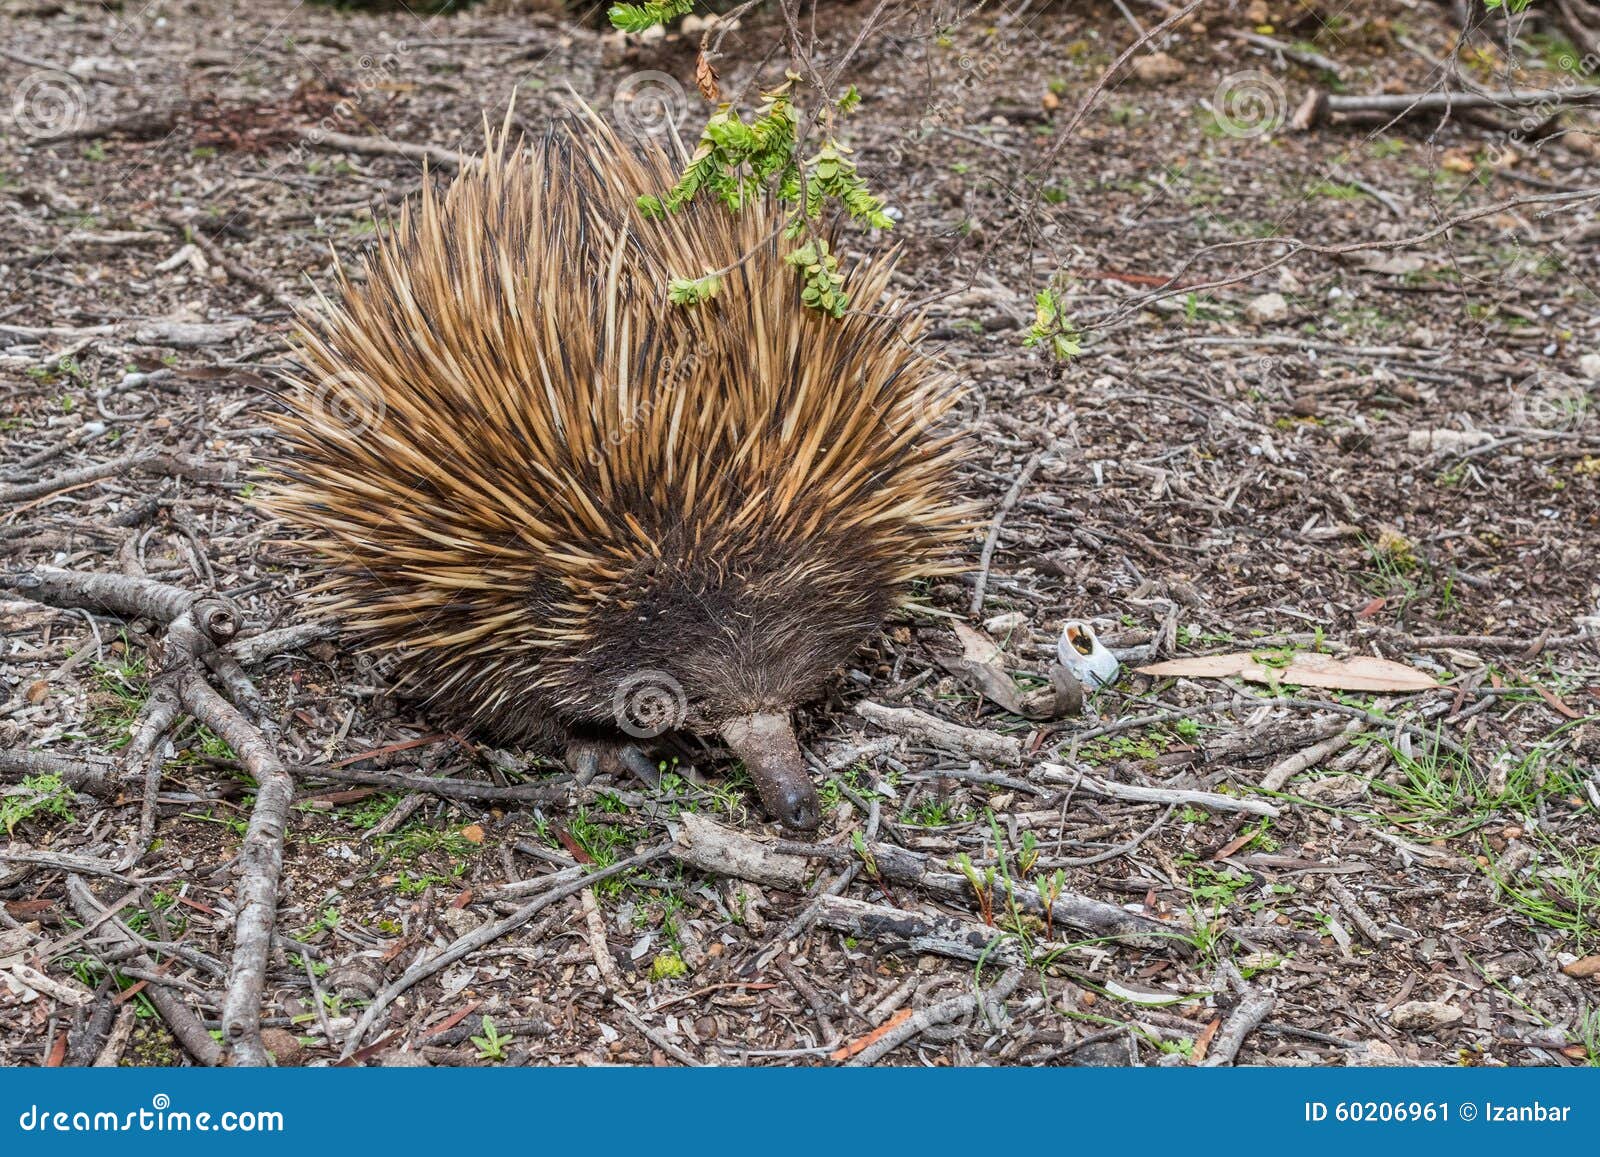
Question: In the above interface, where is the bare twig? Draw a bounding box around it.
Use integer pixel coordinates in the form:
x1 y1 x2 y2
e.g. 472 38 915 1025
64 876 224 1066
340 846 668 1059
1200 992 1275 1066
178 674 293 1066
845 966 1024 1065
970 451 1042 616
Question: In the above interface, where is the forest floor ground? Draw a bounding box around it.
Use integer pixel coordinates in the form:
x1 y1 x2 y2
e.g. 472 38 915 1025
1 0 1598 1067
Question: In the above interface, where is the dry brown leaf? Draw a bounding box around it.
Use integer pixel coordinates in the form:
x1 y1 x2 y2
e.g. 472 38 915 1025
938 622 1068 719
1139 651 1437 692
695 51 720 103
953 621 1003 665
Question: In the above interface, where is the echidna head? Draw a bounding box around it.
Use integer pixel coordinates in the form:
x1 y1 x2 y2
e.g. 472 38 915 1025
587 548 898 831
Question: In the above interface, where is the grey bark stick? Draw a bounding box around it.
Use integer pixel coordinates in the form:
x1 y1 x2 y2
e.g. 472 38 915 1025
1200 993 1275 1066
1040 764 1280 817
846 965 1024 1065
177 673 293 1066
294 126 464 169
340 846 668 1059
64 875 224 1067
0 750 117 794
3 565 195 624
854 700 1023 765
672 813 1179 948
1259 719 1366 791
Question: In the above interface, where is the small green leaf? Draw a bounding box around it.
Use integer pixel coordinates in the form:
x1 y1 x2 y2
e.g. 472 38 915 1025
667 271 723 307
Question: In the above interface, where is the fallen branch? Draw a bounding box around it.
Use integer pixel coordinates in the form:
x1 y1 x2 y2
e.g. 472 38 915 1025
0 452 236 505
853 700 1022 765
815 893 1035 966
2 565 195 623
0 750 117 795
1259 719 1365 792
1040 765 1281 818
844 966 1024 1065
1199 992 1275 1066
64 876 223 1066
294 126 464 170
287 762 572 804
1233 30 1344 78
1293 86 1600 131
177 674 292 1066
226 622 337 666
970 451 1042 616
671 813 1179 948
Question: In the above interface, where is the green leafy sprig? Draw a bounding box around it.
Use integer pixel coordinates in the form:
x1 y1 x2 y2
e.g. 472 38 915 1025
639 74 894 316
607 0 694 34
666 272 722 306
786 237 848 318
1023 285 1082 362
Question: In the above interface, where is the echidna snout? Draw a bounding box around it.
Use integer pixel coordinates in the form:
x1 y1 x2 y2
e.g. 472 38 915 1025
719 713 821 831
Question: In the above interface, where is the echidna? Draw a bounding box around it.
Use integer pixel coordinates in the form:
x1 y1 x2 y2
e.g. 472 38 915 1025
269 110 971 830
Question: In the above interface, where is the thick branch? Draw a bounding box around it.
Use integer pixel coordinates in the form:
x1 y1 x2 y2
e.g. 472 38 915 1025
176 673 293 1066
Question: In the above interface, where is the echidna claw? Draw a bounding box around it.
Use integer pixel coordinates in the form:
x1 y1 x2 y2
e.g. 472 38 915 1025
616 744 663 788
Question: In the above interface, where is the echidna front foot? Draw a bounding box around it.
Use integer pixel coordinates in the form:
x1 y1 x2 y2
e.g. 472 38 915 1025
564 736 665 790
718 712 822 832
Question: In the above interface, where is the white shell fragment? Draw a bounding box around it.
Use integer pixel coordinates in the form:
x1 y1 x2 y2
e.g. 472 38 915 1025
1056 621 1121 689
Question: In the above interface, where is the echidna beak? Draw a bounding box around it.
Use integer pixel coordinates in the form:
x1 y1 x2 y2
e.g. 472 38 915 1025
718 712 822 832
